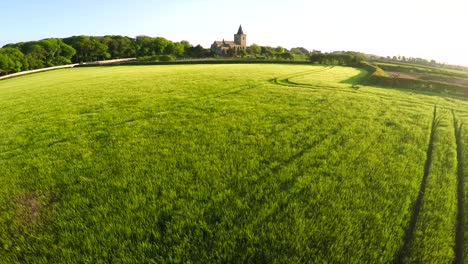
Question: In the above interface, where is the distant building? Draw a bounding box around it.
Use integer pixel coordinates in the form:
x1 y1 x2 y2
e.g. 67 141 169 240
211 25 247 55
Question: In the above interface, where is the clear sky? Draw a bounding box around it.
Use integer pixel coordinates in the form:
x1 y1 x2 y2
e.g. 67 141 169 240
2 0 468 66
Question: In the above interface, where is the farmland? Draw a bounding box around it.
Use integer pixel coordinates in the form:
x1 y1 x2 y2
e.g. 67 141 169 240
0 64 467 263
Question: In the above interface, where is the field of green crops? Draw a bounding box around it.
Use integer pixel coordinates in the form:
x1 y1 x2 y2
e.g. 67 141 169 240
0 64 467 263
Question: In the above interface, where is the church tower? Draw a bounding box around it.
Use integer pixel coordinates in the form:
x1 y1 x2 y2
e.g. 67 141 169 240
234 25 247 48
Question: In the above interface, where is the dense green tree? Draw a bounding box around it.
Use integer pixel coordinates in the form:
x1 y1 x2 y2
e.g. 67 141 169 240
0 48 26 73
309 52 365 66
20 43 46 69
63 36 109 62
290 47 309 56
247 44 261 55
152 37 170 55
101 36 136 59
135 36 173 57
6 39 76 69
280 52 294 60
165 42 185 57
185 45 209 58
0 53 15 74
38 39 76 66
261 46 275 58
275 46 285 53
135 36 154 57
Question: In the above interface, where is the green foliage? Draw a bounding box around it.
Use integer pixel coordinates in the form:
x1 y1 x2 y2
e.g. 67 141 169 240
137 55 175 62
279 52 294 60
0 65 466 263
0 35 197 75
247 44 261 55
135 36 181 58
63 36 110 62
0 53 15 74
309 51 365 66
0 48 25 74
101 35 137 59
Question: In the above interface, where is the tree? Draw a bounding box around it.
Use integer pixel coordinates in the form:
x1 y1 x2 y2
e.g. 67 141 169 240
261 46 275 58
275 46 285 53
280 52 294 60
135 36 154 57
290 47 309 56
0 48 26 73
0 53 15 74
152 37 170 55
165 42 185 57
63 36 109 62
20 43 46 69
247 44 261 55
240 49 247 58
186 45 209 58
101 36 136 59
38 39 76 66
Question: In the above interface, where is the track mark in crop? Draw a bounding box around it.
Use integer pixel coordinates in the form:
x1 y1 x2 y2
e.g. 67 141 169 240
453 111 464 264
394 105 439 264
212 83 264 98
269 66 334 87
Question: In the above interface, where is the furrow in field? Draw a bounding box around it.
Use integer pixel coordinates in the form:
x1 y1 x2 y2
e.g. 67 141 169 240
462 112 468 263
270 66 335 84
400 107 458 263
453 111 464 264
395 105 438 263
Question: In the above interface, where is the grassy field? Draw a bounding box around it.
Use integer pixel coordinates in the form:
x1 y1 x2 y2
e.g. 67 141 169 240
0 64 467 263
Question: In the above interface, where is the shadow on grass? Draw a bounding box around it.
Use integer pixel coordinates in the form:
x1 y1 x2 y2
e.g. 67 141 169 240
340 69 369 85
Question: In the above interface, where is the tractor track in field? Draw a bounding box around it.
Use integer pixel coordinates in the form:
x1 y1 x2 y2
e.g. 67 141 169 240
111 67 336 129
269 66 336 89
260 101 336 174
269 66 335 85
453 111 465 264
394 105 439 264
270 67 468 116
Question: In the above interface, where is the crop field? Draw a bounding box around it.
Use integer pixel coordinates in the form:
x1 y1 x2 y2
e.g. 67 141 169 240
374 61 468 87
0 64 467 263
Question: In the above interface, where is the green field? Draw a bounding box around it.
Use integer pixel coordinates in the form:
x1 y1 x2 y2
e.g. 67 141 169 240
0 64 467 263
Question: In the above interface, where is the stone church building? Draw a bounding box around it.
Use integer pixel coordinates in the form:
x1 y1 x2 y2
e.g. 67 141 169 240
211 25 247 55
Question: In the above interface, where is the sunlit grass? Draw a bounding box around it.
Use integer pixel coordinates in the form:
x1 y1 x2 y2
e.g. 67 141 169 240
0 64 466 263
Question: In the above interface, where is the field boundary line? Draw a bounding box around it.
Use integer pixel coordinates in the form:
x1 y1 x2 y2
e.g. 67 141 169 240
0 64 79 80
0 58 135 81
394 105 439 263
453 111 465 264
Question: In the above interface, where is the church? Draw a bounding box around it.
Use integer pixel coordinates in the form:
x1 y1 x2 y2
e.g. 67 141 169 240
211 25 247 55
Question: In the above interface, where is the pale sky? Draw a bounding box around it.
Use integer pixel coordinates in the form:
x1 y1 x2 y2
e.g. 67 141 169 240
2 0 468 65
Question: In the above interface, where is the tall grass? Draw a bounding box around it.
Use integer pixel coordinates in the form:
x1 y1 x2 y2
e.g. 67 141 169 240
0 65 465 263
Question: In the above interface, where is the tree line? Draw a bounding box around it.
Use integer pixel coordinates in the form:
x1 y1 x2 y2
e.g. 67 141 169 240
0 35 205 75
0 34 375 75
308 51 368 66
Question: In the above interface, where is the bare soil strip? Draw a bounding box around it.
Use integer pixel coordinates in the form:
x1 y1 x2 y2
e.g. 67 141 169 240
394 105 438 264
453 111 464 264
